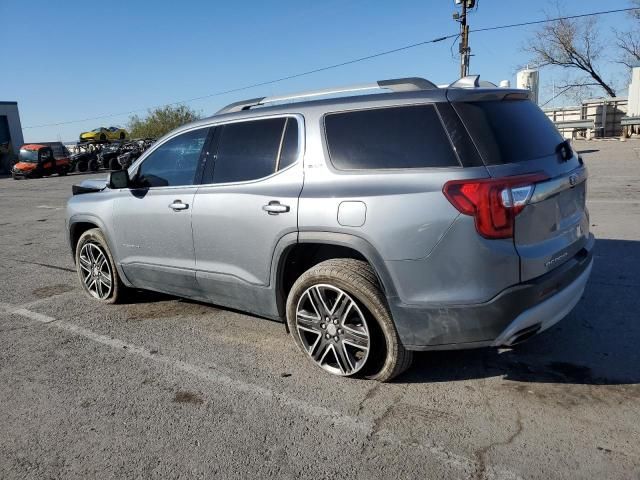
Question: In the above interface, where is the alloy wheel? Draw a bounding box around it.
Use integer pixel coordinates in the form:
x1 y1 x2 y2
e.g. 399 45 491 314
78 242 113 299
295 284 370 376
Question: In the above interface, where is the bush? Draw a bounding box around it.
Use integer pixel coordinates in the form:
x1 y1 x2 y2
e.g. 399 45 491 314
128 105 201 139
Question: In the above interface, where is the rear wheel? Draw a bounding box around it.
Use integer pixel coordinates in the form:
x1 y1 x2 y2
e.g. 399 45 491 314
99 133 106 141
75 228 127 303
286 259 413 382
88 159 99 171
77 160 88 172
119 132 125 140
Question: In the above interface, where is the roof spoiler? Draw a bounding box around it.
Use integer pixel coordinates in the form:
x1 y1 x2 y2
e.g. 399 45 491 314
449 75 498 88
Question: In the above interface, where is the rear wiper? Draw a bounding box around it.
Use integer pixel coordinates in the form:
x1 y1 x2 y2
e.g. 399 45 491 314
555 140 573 162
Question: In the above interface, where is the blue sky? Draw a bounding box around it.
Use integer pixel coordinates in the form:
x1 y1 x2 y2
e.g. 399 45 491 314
1 0 635 142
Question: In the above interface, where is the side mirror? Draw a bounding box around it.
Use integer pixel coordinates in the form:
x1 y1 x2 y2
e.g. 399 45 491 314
109 169 130 189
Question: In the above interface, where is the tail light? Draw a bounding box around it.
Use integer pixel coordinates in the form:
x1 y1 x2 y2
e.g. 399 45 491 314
443 173 548 239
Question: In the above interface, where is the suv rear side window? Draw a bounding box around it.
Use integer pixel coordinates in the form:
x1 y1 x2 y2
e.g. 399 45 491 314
212 118 286 183
324 105 459 170
454 100 564 165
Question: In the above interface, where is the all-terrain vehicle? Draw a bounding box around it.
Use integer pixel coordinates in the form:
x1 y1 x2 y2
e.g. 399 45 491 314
116 138 155 169
12 143 71 179
70 144 104 172
97 141 125 170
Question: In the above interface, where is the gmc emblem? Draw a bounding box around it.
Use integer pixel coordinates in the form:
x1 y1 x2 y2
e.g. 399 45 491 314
569 174 578 186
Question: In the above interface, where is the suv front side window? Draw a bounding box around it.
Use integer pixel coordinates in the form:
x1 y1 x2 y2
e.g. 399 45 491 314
135 128 209 188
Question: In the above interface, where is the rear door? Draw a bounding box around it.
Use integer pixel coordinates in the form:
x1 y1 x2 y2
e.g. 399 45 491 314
192 116 303 311
453 96 591 281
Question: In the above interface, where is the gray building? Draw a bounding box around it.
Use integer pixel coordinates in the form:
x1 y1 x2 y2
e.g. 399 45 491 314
0 101 25 173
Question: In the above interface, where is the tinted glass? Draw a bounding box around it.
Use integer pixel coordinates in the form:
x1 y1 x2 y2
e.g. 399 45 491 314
278 118 299 170
454 100 564 165
19 149 39 163
324 105 459 170
213 118 285 183
136 128 208 187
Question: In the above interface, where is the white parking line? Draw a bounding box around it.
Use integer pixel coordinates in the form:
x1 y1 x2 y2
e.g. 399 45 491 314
0 301 521 480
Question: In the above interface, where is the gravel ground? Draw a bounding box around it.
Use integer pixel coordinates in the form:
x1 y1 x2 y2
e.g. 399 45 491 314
1 138 639 479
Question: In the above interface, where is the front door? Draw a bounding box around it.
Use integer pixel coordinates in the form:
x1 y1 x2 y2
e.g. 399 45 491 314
39 148 55 174
192 116 303 313
112 127 210 296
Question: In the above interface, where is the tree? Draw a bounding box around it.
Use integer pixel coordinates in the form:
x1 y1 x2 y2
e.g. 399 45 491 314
524 12 617 98
128 105 200 139
614 0 640 69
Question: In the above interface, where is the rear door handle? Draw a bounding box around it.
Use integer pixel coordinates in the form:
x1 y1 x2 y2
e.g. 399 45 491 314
169 200 189 211
262 201 290 215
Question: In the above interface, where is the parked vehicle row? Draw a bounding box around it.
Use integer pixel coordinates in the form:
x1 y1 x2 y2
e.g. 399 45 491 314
13 139 155 178
67 76 594 381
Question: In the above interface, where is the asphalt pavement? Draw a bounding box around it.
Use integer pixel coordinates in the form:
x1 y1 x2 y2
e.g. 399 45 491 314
1 138 639 479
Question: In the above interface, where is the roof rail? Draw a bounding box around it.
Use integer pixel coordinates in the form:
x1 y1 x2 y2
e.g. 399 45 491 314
449 75 497 89
215 77 438 115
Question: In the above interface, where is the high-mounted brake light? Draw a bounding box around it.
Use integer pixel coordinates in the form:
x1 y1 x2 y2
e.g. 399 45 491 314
443 173 548 239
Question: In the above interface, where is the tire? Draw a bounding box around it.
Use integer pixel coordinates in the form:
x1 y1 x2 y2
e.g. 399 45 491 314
286 258 413 382
109 157 121 170
77 160 88 173
88 159 99 172
100 133 107 141
58 167 68 176
75 228 128 303
119 132 125 140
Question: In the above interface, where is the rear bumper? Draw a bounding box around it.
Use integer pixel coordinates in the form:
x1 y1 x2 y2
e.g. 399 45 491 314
389 234 595 350
491 258 592 346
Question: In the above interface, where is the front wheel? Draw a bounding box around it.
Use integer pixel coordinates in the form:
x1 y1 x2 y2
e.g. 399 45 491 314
75 228 127 303
286 259 413 382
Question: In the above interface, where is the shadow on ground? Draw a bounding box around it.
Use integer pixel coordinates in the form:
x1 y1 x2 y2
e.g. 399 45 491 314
403 238 640 386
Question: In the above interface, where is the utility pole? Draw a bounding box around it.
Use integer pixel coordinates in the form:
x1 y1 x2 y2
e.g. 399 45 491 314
454 0 475 78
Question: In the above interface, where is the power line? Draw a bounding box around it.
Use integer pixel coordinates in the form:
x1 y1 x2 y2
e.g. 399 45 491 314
23 34 457 129
24 6 640 129
470 7 638 34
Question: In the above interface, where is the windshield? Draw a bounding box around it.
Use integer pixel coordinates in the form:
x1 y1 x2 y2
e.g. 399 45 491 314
92 128 103 132
19 149 39 163
454 99 564 164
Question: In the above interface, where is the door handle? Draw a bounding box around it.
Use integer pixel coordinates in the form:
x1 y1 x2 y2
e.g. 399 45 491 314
169 200 189 211
262 201 290 215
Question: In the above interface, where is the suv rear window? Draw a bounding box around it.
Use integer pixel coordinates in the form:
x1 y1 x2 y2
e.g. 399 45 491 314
324 105 459 170
454 100 564 165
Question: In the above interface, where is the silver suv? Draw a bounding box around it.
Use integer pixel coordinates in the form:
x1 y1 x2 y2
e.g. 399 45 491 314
66 76 594 381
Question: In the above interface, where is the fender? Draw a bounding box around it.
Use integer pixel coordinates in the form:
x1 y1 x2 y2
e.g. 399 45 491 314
68 214 134 287
268 231 399 319
297 231 398 298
